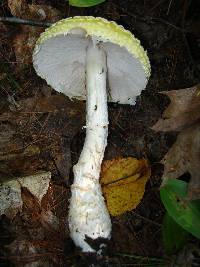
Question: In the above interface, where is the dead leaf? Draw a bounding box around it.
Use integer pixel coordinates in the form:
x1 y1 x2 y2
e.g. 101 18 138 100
8 0 61 65
100 157 151 216
8 0 61 21
0 94 85 137
13 26 43 65
152 84 200 200
8 0 29 18
161 123 200 200
0 95 84 179
2 180 67 267
19 94 85 115
0 123 15 149
172 244 200 267
21 186 60 231
21 186 41 214
152 84 200 132
0 172 51 218
53 144 71 183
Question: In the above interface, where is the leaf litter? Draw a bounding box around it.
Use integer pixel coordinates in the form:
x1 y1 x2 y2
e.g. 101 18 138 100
8 0 61 67
0 94 85 179
152 84 200 132
0 171 51 219
152 84 200 200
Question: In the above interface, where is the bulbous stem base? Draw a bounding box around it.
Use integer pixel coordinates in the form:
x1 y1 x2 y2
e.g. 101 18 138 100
68 41 111 252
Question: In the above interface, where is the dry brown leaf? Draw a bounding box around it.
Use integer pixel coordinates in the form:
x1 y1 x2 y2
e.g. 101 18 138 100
0 95 85 178
13 26 43 65
1 179 67 267
152 84 200 132
8 0 61 21
152 84 200 200
0 172 51 219
0 94 85 126
100 157 151 216
21 186 41 214
8 0 61 65
161 123 200 200
8 0 29 18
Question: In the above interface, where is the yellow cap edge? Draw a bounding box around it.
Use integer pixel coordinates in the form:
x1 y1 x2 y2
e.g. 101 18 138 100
34 16 151 78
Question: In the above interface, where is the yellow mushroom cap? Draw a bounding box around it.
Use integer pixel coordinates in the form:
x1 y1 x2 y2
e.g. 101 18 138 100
33 16 151 105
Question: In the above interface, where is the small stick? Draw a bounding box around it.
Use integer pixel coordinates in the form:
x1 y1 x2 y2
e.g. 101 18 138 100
0 16 52 27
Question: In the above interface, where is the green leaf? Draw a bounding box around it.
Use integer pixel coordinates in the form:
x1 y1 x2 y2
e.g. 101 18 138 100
68 0 106 7
160 179 200 239
162 212 188 254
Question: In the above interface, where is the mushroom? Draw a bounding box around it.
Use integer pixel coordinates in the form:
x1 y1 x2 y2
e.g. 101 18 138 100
33 16 151 252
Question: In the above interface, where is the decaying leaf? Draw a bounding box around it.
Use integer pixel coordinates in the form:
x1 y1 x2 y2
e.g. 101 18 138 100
161 124 200 200
8 0 61 21
8 0 61 66
0 171 51 218
152 84 200 200
171 244 200 267
100 157 151 216
152 84 200 132
13 26 43 65
8 0 29 18
0 123 15 150
0 95 85 179
1 181 67 267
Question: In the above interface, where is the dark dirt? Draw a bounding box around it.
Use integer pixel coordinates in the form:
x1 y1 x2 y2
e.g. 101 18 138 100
0 0 200 266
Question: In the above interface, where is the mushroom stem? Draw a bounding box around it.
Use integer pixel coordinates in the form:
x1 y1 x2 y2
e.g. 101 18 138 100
68 41 111 252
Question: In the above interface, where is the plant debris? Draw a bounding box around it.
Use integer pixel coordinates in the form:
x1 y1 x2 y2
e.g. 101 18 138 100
152 84 200 132
0 94 85 179
101 157 151 216
161 124 200 200
153 85 200 200
0 171 51 218
8 0 61 66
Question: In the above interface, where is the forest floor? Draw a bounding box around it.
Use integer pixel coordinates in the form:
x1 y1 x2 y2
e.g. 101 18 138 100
0 0 200 266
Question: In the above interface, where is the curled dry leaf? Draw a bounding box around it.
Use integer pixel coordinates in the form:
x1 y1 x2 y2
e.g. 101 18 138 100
152 84 200 200
152 84 200 132
100 157 151 216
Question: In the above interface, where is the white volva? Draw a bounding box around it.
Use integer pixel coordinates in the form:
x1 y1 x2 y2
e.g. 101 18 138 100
68 41 112 252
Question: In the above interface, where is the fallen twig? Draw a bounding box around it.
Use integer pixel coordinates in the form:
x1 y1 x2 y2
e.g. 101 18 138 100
0 16 52 27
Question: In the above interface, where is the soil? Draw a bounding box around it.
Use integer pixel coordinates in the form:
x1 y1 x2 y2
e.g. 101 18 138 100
0 0 200 266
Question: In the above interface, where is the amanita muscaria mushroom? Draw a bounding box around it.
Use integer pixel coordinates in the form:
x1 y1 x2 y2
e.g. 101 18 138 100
33 16 151 252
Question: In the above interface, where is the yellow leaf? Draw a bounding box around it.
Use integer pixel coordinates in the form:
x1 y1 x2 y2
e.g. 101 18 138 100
100 157 151 216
